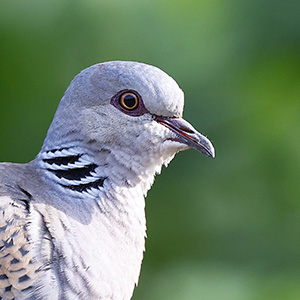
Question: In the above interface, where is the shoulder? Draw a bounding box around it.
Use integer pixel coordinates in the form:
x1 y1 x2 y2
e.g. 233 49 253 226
0 162 33 202
0 163 38 299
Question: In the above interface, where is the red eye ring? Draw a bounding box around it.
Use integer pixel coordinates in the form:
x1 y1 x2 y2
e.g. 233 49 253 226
119 92 139 110
110 89 148 117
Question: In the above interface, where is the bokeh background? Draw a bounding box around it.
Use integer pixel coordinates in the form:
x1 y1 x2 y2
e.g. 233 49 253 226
1 0 300 299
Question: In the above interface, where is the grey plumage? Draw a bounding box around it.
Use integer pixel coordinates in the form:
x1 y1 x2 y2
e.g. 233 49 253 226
0 61 214 300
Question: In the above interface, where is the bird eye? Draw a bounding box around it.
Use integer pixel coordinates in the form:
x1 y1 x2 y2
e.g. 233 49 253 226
110 89 148 117
119 92 139 110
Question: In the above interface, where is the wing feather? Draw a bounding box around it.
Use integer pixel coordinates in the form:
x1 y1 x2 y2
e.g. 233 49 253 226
0 196 39 300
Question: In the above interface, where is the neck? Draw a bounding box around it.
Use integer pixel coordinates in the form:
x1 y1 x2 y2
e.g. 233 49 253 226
34 144 162 298
37 138 166 199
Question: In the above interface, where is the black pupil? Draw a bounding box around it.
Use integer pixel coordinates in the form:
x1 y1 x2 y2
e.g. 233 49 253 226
123 94 137 108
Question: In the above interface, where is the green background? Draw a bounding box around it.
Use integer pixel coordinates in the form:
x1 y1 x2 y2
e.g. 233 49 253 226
1 0 300 299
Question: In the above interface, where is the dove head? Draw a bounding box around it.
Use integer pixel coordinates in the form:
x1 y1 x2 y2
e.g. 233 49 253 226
42 61 214 185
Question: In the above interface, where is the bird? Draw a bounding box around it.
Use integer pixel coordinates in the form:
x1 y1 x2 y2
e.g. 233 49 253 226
0 61 215 300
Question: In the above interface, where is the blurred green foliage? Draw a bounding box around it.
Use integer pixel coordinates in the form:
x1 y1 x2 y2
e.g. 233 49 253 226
1 0 300 299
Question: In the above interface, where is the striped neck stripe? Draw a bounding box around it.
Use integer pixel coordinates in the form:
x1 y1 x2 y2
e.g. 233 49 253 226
40 148 106 197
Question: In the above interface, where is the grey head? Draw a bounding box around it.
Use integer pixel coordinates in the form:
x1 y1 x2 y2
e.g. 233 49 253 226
42 61 214 164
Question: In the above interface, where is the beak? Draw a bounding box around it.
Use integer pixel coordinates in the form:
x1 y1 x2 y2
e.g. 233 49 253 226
155 116 215 158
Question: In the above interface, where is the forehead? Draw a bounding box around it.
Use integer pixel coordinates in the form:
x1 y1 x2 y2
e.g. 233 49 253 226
94 61 185 117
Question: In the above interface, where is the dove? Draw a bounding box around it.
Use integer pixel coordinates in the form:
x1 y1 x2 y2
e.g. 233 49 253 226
0 61 214 300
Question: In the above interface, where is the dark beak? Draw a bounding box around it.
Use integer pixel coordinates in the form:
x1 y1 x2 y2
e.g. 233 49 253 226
155 116 215 158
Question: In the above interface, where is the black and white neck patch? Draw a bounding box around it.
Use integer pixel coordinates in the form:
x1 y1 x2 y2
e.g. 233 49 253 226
39 148 106 197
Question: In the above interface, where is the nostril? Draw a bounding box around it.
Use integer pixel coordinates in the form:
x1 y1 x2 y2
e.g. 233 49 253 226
180 126 194 134
169 118 196 134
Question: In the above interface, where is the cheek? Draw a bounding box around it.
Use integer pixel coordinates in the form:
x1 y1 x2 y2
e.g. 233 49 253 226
135 121 187 158
138 122 168 147
81 107 130 144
